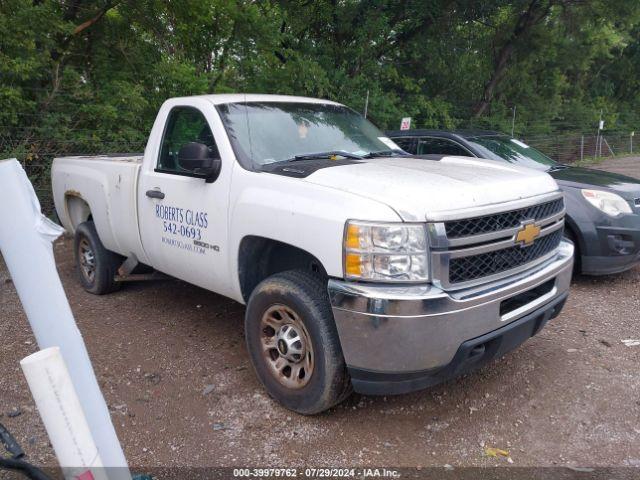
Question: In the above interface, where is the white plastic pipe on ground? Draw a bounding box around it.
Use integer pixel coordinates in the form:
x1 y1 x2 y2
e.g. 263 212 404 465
0 159 131 480
21 347 109 480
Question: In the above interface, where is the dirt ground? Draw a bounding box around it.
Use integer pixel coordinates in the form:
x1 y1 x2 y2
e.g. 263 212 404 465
1 157 640 472
585 155 640 178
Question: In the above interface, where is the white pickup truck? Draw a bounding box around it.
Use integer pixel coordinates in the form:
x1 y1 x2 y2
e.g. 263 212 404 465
52 94 573 414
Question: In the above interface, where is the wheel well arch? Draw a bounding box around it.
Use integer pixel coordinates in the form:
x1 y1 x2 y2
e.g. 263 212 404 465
563 216 581 254
563 216 582 272
238 236 328 302
65 193 92 232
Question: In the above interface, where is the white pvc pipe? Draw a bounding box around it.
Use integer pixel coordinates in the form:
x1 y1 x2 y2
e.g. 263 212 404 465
21 347 108 480
0 159 130 480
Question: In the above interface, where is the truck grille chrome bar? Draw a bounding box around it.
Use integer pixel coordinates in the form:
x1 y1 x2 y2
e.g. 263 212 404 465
445 198 564 239
429 194 566 290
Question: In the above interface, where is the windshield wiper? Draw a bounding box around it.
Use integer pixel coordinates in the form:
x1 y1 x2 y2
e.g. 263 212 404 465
547 164 571 172
290 150 363 162
362 149 410 158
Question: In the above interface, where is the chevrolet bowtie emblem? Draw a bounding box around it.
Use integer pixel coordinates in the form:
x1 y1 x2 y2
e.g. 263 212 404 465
515 222 541 247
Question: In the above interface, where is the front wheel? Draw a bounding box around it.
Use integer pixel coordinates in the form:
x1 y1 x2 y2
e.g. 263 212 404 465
74 221 122 295
245 270 352 414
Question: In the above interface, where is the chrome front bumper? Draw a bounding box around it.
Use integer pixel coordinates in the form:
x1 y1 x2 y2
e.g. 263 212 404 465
328 241 574 381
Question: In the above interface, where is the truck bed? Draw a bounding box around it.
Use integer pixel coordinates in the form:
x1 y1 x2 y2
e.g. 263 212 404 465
54 153 144 163
51 153 147 263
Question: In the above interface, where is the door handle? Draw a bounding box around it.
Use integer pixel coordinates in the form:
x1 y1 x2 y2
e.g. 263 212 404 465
146 189 165 199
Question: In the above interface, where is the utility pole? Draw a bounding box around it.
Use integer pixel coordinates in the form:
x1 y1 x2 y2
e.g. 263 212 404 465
580 135 584 162
631 131 634 154
511 106 516 137
363 90 369 119
595 109 603 158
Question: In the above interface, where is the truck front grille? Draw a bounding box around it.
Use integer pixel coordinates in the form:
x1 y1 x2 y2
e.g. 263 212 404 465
429 194 566 289
444 198 564 239
449 230 563 284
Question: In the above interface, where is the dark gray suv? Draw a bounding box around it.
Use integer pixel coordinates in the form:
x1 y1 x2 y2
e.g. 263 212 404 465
388 129 640 275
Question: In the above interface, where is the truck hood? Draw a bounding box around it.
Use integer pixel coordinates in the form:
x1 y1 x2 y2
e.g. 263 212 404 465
303 156 560 221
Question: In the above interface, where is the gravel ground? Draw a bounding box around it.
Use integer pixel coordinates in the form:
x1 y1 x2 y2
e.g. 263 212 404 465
584 155 640 178
1 157 640 473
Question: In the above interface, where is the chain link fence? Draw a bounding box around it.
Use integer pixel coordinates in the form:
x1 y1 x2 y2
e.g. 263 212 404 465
523 132 637 164
3 131 636 218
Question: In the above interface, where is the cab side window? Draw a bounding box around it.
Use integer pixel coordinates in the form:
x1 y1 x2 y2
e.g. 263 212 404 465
391 137 417 154
158 107 220 172
417 138 471 156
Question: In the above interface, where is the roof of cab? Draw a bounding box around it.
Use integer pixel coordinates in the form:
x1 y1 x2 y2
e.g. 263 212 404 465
387 129 504 139
168 93 342 106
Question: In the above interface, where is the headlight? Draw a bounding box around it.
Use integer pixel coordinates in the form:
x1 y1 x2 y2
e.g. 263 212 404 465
343 221 428 282
581 189 632 217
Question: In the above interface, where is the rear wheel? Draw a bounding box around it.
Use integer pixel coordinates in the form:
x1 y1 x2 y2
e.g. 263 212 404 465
245 270 352 414
74 221 122 295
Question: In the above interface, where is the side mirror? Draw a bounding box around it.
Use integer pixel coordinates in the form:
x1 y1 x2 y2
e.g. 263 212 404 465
177 142 221 183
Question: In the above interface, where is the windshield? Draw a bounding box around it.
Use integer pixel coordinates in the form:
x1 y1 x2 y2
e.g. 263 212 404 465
216 101 402 166
466 136 558 171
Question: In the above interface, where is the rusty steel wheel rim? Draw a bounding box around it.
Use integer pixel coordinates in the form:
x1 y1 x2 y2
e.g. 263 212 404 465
78 237 96 283
260 304 314 389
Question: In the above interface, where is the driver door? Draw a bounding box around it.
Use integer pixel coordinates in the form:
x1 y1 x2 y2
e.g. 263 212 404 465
137 104 230 291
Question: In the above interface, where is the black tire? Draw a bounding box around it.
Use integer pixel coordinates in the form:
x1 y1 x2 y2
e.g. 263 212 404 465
74 221 122 295
245 270 352 414
563 226 581 275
